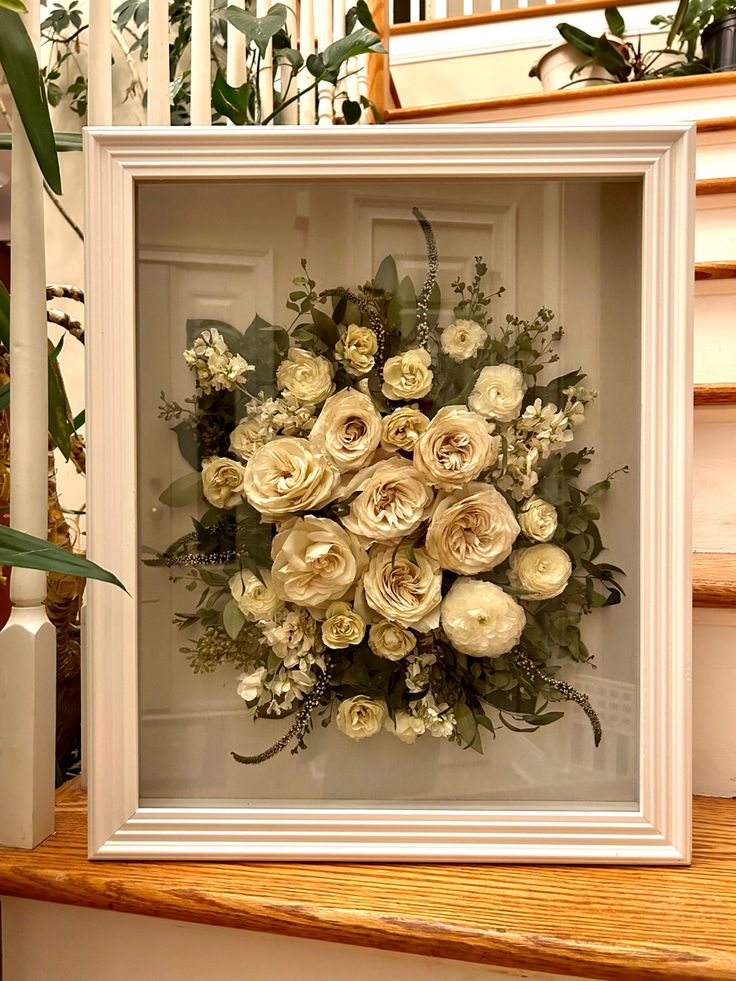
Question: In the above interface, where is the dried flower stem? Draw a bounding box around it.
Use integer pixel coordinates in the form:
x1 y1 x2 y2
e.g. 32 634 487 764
515 651 603 746
231 666 333 765
412 207 438 349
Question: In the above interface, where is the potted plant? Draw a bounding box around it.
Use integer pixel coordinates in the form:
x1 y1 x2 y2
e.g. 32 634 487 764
531 5 709 91
655 0 736 71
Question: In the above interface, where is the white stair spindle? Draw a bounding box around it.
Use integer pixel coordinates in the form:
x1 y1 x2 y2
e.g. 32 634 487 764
190 0 212 125
298 0 316 125
316 0 333 124
410 0 421 23
332 0 346 117
279 3 299 124
256 0 274 123
357 51 369 121
0 0 56 849
227 0 248 87
346 54 359 104
490 0 501 10
88 0 112 125
429 0 448 19
147 0 170 125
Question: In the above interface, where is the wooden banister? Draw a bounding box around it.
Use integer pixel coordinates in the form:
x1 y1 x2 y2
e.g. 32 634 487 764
369 0 391 121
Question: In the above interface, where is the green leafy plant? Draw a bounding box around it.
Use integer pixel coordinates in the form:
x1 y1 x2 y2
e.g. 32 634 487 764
652 0 736 60
556 5 711 84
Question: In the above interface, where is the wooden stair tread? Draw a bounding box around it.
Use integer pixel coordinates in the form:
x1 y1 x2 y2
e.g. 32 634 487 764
696 262 736 280
693 552 736 608
695 383 736 405
0 784 735 981
697 177 736 195
697 117 736 133
385 72 736 123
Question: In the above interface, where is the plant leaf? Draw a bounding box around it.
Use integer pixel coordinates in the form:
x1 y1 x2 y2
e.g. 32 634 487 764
223 3 289 57
321 27 386 72
604 6 626 37
0 525 126 590
557 22 597 56
211 69 251 125
159 471 204 507
374 255 399 295
223 598 246 640
0 0 27 11
0 9 62 193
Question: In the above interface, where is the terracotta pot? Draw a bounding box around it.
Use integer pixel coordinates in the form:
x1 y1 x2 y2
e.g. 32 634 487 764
530 42 616 91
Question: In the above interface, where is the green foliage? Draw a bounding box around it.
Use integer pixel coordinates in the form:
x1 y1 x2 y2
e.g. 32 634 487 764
0 8 62 192
0 525 125 589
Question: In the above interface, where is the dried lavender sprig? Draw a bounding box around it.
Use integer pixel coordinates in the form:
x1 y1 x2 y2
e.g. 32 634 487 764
514 652 603 746
412 207 439 350
231 666 333 765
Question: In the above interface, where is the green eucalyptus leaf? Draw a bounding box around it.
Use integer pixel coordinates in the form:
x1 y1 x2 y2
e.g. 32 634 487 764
0 9 61 193
159 471 204 508
223 598 246 640
374 254 399 295
0 525 126 590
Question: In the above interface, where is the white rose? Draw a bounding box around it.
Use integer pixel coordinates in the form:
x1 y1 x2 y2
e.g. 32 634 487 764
519 496 558 543
413 405 499 490
236 666 268 703
243 437 339 520
509 543 572 600
368 621 417 661
380 406 430 452
440 319 487 363
336 695 387 741
309 388 382 473
335 324 378 376
386 710 425 744
469 363 526 422
271 516 367 610
340 457 434 544
382 348 433 401
441 578 526 658
426 483 519 574
200 456 248 509
229 418 269 462
276 347 335 405
364 544 442 631
321 601 366 649
228 569 283 621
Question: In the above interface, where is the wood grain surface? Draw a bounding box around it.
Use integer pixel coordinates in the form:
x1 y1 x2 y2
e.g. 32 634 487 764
697 117 736 133
695 262 736 281
695 384 736 406
384 72 736 123
697 177 736 196
1 785 736 981
693 553 736 608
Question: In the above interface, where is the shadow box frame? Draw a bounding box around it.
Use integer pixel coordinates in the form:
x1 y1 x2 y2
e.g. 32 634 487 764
84 124 694 863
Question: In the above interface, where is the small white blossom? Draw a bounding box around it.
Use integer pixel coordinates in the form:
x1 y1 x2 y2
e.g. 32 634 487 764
183 328 254 395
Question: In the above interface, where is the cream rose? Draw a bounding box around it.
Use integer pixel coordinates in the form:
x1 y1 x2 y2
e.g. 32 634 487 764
368 621 417 661
242 437 339 520
426 483 520 574
413 406 499 490
386 710 425 744
309 388 382 473
276 347 335 405
229 418 269 462
441 578 525 658
336 695 388 741
469 363 526 422
321 601 366 649
335 324 378 376
440 319 487 363
201 456 248 509
380 406 430 452
519 496 558 543
364 544 442 630
382 348 433 401
509 543 572 600
340 458 434 544
271 516 366 610
228 569 283 621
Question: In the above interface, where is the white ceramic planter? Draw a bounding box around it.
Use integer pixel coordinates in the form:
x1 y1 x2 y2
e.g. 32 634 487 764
530 43 616 91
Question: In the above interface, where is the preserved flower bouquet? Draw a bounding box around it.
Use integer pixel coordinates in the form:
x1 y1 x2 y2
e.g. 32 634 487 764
151 209 625 762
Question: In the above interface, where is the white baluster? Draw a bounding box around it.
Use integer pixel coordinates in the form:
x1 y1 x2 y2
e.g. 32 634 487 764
516 0 529 6
462 0 473 15
410 0 421 23
298 0 316 125
332 0 346 121
428 0 448 19
227 0 248 87
190 0 212 125
316 0 333 125
88 0 112 125
278 3 299 124
257 0 274 123
357 52 369 121
490 0 501 10
147 0 170 125
346 55 359 104
0 0 56 849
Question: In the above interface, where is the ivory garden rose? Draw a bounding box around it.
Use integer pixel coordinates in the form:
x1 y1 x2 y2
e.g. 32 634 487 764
380 406 430 451
276 347 335 405
469 363 526 422
368 621 417 660
201 456 248 509
519 496 558 543
426 483 520 574
440 319 487 363
509 543 572 600
321 602 366 649
228 569 283 621
382 348 433 400
340 457 434 543
309 388 382 473
335 324 378 376
413 406 499 489
336 696 388 741
363 544 443 630
242 437 339 519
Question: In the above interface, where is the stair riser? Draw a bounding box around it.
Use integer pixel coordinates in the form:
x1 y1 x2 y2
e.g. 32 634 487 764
693 608 736 795
695 282 736 383
694 409 736 554
695 194 736 262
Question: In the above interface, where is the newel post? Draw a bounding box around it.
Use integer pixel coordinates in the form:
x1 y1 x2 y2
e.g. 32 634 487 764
0 0 57 848
368 0 390 120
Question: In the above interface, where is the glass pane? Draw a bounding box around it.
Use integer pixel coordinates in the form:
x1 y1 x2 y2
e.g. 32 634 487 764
136 177 641 808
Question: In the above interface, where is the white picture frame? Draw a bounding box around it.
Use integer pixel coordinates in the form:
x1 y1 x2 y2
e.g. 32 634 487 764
84 124 694 863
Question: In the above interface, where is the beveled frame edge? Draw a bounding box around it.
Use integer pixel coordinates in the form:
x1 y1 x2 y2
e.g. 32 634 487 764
84 124 694 862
